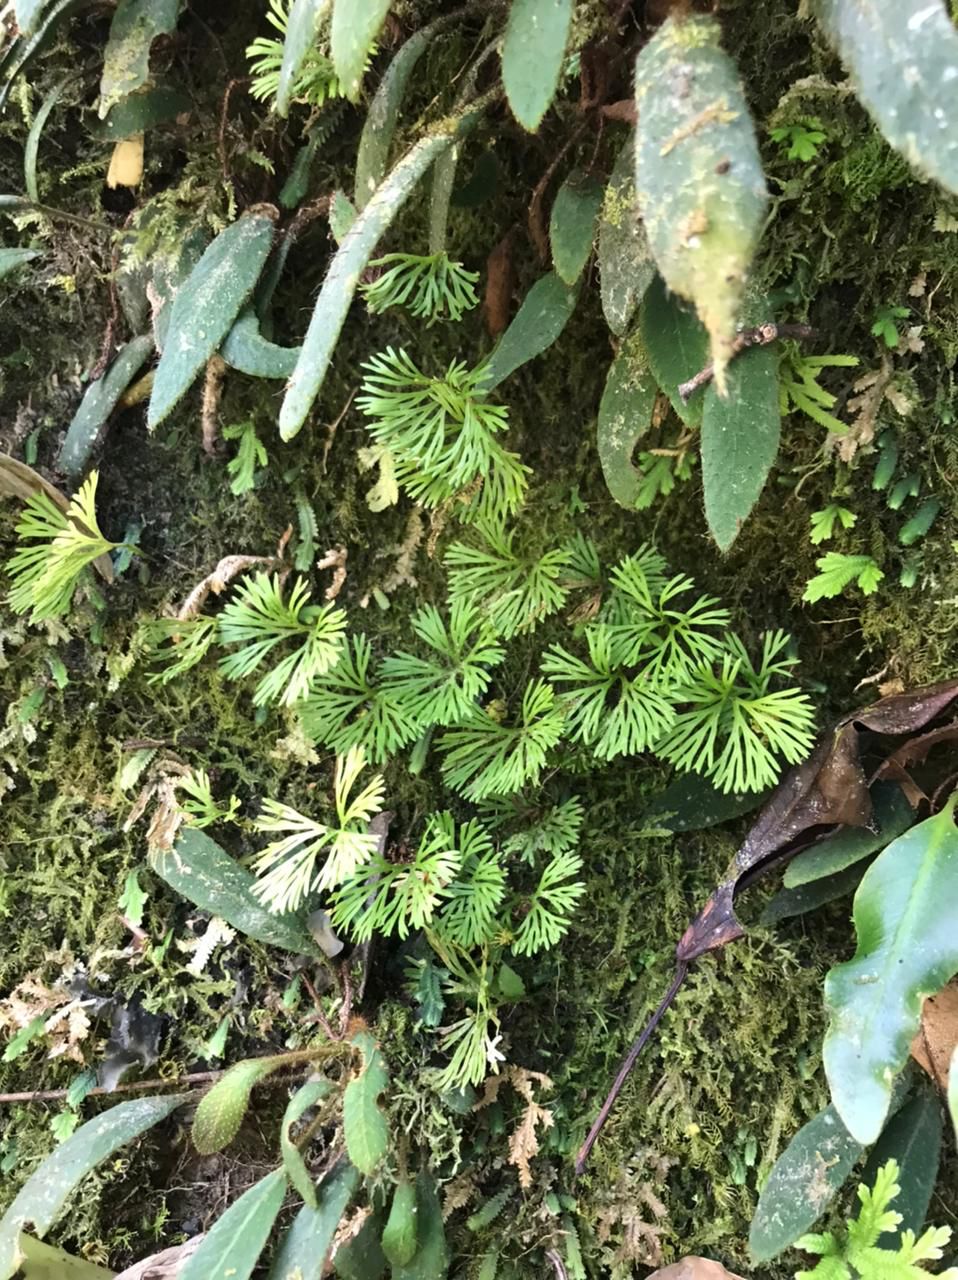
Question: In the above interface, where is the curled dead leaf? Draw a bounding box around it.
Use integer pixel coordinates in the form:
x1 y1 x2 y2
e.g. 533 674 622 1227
910 979 958 1095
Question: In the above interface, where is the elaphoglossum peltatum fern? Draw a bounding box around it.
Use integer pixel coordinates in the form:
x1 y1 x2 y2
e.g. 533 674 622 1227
362 253 480 325
482 796 584 864
795 1160 958 1280
217 572 347 706
251 746 385 912
176 768 240 828
510 848 585 956
6 472 119 622
145 615 218 684
434 821 506 948
246 0 346 106
444 524 574 638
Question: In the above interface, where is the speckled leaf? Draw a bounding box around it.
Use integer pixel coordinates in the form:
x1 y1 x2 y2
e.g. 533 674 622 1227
639 274 708 426
598 135 655 335
815 0 958 196
597 327 657 508
99 0 183 117
276 0 332 116
269 1161 360 1280
153 828 318 955
785 782 915 888
342 1030 389 1175
381 1177 417 1268
550 171 602 285
502 0 572 132
480 271 579 392
180 1168 287 1280
221 308 300 380
824 797 958 1144
58 335 154 480
331 0 390 102
391 1174 448 1280
147 209 276 429
192 1057 285 1156
0 1095 184 1280
280 1076 333 1206
700 294 780 550
861 1084 942 1237
634 15 768 391
0 247 39 279
748 1102 864 1262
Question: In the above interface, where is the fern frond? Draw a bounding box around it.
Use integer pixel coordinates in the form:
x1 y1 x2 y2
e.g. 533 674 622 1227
484 796 584 863
176 768 241 828
246 0 347 106
432 1003 500 1092
445 524 572 638
511 848 585 956
606 559 731 679
217 572 347 706
435 820 506 947
362 253 480 324
145 615 218 684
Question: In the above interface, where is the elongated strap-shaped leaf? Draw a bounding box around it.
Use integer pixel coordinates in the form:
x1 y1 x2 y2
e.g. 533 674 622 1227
276 0 333 117
342 1030 389 1175
192 1057 286 1155
815 0 958 196
268 1161 360 1280
381 1177 417 1268
280 1076 333 1206
596 327 656 508
634 15 767 392
501 0 573 132
330 0 390 101
58 335 154 480
14 0 51 34
760 861 865 925
598 134 655 336
180 1168 287 1280
0 1095 184 1280
861 1084 942 1237
99 0 183 118
221 308 300 380
949 1046 958 1141
785 782 915 888
824 796 958 1144
391 1174 449 1280
279 103 487 440
0 247 40 280
25 79 65 204
700 295 780 551
153 828 319 955
147 209 276 429
15 1234 113 1279
639 274 708 426
480 271 579 392
550 171 603 285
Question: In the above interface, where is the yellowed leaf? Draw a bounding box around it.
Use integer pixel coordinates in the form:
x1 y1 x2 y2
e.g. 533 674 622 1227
647 1258 747 1280
910 979 958 1094
107 134 144 188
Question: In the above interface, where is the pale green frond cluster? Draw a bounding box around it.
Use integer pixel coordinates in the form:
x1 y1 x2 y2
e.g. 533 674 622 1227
804 552 885 602
779 347 860 435
362 253 480 325
445 524 577 638
246 0 346 106
510 848 585 956
176 768 241 828
6 472 118 622
145 616 219 685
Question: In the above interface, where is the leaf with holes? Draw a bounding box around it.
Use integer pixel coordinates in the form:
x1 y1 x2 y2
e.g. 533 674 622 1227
597 326 657 508
268 1160 359 1280
180 1168 287 1280
549 171 602 284
501 0 573 132
331 0 390 101
824 796 958 1144
480 272 579 392
634 15 767 391
639 274 709 426
342 1030 389 1175
99 0 184 117
280 1076 333 1206
598 134 655 336
147 209 276 429
192 1057 285 1155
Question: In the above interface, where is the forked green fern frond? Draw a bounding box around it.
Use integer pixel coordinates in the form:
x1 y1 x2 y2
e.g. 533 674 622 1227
445 524 573 638
362 253 480 324
481 795 584 864
246 0 347 106
145 615 219 684
435 821 506 948
176 768 241 828
510 848 585 956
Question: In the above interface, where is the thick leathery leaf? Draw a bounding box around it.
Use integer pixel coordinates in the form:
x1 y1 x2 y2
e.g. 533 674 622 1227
0 1095 184 1280
815 0 958 196
700 299 780 550
643 773 767 833
15 1234 112 1279
949 1047 958 1140
480 272 579 392
342 1030 389 1175
639 274 708 426
634 15 767 391
180 1168 286 1280
99 0 183 117
748 1103 864 1262
14 0 50 34
392 1174 449 1280
501 0 572 132
0 247 39 280
381 1176 417 1267
192 1057 285 1155
596 327 656 507
760 862 865 925
280 1076 333 1206
269 1161 360 1280
95 83 190 141
276 0 333 116
58 335 154 479
221 308 300 379
785 782 915 887
824 796 958 1144
550 171 602 284
598 135 654 336
152 829 318 955
147 209 276 429
330 0 390 102
861 1084 942 1237
333 1211 386 1279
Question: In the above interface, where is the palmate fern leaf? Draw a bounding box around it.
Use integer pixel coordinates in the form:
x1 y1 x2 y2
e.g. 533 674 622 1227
481 795 585 863
511 848 585 956
145 615 219 684
606 559 731 679
362 253 480 325
246 0 346 106
435 820 506 947
445 524 572 638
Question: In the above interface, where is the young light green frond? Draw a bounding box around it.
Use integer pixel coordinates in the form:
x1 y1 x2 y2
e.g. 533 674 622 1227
803 552 885 602
362 253 480 324
246 0 346 106
6 473 119 622
495 797 585 863
145 615 219 684
511 848 585 956
435 820 505 947
445 525 572 638
176 768 241 828
810 503 857 545
438 680 565 801
432 1004 501 1093
604 564 731 678
222 420 268 496
334 744 388 828
217 572 347 705
606 546 670 612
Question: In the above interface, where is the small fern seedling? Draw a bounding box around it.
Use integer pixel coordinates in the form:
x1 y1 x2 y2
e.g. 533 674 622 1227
217 572 347 706
176 768 241 828
510 848 585 956
7 472 119 622
362 253 480 324
435 821 506 948
246 0 347 106
251 746 385 912
445 524 573 638
222 420 268 496
779 347 860 434
145 616 219 684
803 552 884 601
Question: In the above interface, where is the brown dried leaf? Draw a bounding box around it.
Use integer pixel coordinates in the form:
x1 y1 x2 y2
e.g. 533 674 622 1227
474 1066 554 1189
910 980 958 1094
839 356 892 462
176 554 274 620
114 1236 204 1279
647 1260 747 1280
484 230 516 338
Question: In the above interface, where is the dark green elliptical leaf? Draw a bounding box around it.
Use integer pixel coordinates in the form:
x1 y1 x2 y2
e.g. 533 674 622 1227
785 781 915 887
596 326 656 508
147 209 276 429
381 1175 417 1267
180 1168 287 1280
391 1174 449 1280
598 133 655 336
824 796 958 1144
861 1083 943 1238
634 15 767 390
58 335 154 480
550 171 603 284
342 1030 389 1175
815 0 958 196
280 1076 333 1206
191 1057 286 1155
639 274 708 426
480 272 579 392
501 0 573 132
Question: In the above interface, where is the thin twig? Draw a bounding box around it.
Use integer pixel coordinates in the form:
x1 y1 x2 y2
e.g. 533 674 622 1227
0 1069 224 1105
546 1248 569 1280
678 323 814 402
